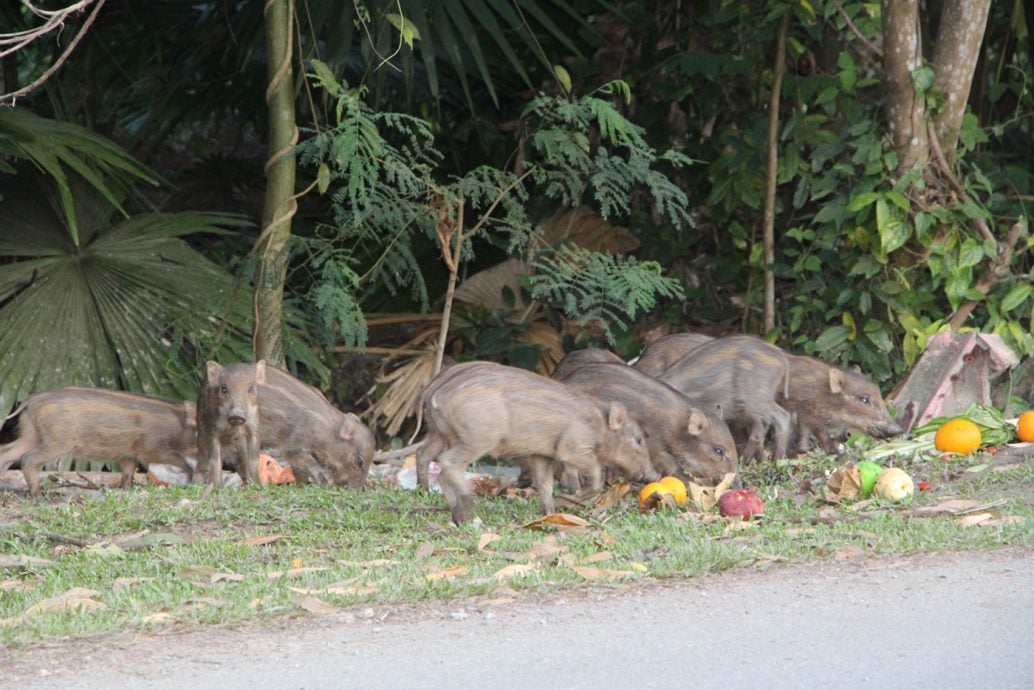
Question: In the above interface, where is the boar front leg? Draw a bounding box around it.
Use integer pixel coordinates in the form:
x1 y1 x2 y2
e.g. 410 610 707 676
416 435 446 492
195 430 222 485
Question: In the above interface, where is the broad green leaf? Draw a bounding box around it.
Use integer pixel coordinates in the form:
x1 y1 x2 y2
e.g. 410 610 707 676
999 284 1031 312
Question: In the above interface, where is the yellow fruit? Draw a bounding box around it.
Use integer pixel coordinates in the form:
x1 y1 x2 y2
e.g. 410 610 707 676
873 467 914 501
658 476 688 506
933 417 982 454
1017 410 1034 443
638 481 673 508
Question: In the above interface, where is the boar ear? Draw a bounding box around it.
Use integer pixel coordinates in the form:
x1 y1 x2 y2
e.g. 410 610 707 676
337 418 356 441
686 408 709 436
254 360 267 384
205 361 222 382
606 401 628 430
828 368 845 394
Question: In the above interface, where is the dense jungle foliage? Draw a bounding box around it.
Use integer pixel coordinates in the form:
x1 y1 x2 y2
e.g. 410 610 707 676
1 1 1031 440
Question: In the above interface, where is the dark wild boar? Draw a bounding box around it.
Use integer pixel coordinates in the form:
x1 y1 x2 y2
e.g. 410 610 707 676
656 335 792 462
551 347 627 380
783 355 904 453
257 366 374 488
554 362 737 483
196 361 265 485
417 361 650 525
0 388 197 497
633 333 715 377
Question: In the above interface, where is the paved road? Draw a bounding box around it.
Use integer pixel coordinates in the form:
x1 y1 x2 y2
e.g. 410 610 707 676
5 547 1033 689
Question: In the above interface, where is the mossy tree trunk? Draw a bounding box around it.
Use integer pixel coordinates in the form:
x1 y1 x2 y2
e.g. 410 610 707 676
253 0 298 367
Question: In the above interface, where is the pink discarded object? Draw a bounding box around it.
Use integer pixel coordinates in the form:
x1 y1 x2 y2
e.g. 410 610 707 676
888 331 1019 432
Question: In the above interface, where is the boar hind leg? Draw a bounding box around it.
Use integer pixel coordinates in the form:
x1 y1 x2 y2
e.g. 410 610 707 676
17 450 49 498
526 456 558 515
416 435 446 492
768 406 792 461
435 445 477 525
117 458 139 489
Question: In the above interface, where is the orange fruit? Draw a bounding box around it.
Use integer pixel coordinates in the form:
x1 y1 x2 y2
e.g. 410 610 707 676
638 481 673 508
658 476 688 506
1017 410 1034 442
933 417 982 454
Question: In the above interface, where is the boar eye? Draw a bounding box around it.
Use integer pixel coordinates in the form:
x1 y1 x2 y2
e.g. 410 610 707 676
356 455 365 470
220 385 229 395
713 445 726 458
858 395 872 405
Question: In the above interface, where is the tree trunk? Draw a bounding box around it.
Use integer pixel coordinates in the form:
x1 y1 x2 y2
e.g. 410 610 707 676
253 0 298 368
762 12 789 335
882 0 927 172
930 0 992 160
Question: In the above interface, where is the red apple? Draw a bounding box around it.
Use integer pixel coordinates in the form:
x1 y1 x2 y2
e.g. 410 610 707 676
717 488 765 518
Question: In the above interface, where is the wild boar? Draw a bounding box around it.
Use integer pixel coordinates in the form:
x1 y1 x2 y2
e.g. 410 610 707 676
554 362 738 483
655 335 793 462
196 361 265 485
551 348 627 380
783 355 904 453
417 361 650 524
0 388 197 497
257 366 374 489
633 333 715 376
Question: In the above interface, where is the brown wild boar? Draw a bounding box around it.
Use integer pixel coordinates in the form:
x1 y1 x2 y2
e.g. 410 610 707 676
196 361 266 485
656 335 793 462
554 362 738 484
257 366 374 488
551 347 627 380
633 333 715 376
417 361 650 524
0 388 197 497
783 355 904 453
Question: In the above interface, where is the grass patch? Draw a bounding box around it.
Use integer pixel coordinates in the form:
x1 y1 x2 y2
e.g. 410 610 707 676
1 447 1032 647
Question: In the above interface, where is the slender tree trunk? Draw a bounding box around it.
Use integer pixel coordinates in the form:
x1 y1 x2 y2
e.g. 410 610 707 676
882 0 927 172
762 12 789 335
254 0 298 367
930 0 992 160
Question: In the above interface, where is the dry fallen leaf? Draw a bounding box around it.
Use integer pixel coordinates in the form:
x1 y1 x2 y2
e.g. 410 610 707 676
113 576 154 594
569 565 637 580
244 535 284 546
0 554 56 569
415 541 436 559
687 472 737 512
295 595 339 614
141 611 176 624
824 463 863 502
957 513 994 527
492 564 540 581
521 537 569 562
1 577 38 592
25 588 107 616
478 532 502 552
211 572 246 583
593 481 631 510
910 499 987 516
834 545 864 561
522 513 592 530
580 551 614 564
337 559 399 568
424 566 470 581
179 565 217 581
980 516 1023 527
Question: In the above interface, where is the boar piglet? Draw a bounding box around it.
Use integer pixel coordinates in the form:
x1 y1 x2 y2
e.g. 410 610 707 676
257 366 374 489
657 335 792 462
783 355 904 454
0 388 197 497
555 362 737 484
551 347 627 380
417 361 650 525
196 360 266 485
632 333 715 377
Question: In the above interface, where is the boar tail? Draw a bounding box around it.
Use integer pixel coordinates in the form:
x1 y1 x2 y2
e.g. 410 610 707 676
3 399 29 426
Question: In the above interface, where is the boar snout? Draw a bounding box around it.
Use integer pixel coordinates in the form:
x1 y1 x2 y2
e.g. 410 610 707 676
226 414 246 427
869 418 905 438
